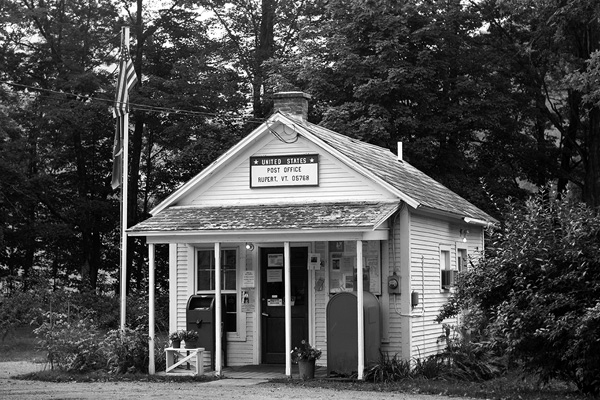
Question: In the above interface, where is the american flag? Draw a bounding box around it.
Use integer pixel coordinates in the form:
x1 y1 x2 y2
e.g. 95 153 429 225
111 29 138 190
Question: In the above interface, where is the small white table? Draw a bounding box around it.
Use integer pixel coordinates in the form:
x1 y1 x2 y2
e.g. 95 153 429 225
165 347 205 376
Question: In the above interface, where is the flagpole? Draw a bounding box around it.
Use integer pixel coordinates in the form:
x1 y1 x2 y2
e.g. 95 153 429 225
120 26 130 331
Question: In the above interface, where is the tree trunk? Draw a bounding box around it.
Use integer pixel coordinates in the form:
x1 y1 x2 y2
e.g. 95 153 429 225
252 0 276 118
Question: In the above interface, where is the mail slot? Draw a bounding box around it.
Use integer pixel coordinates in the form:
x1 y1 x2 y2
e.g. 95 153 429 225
186 294 227 369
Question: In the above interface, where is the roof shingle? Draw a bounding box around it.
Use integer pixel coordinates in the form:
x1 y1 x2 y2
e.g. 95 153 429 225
129 202 399 233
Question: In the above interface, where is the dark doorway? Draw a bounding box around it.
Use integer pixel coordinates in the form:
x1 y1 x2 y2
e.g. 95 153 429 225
260 247 308 364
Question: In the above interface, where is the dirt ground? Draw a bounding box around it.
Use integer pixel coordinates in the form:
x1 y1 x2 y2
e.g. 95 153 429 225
0 361 473 400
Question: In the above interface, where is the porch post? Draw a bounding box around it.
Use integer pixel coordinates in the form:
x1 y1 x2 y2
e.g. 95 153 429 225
214 242 222 376
356 240 364 380
284 241 292 377
148 243 156 375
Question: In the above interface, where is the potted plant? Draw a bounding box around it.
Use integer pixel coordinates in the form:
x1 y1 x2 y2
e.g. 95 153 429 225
180 330 199 349
291 340 322 379
169 331 182 348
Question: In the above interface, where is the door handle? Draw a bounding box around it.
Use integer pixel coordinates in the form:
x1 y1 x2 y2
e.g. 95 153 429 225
261 312 269 317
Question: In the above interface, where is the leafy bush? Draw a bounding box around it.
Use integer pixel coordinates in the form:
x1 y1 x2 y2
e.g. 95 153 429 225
439 191 600 395
364 351 412 382
0 291 43 340
101 327 150 374
34 311 103 371
34 310 167 374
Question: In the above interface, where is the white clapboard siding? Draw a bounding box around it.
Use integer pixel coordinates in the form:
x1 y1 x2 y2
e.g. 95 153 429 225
179 134 395 206
314 258 328 366
407 212 484 359
409 213 455 359
176 243 189 330
381 220 403 357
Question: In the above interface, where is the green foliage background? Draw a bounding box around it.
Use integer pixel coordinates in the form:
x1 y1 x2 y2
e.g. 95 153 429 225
440 190 600 394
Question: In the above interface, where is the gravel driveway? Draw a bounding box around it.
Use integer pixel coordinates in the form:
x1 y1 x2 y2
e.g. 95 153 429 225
0 361 474 400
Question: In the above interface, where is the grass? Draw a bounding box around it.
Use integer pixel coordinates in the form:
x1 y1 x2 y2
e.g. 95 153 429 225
0 325 45 363
274 373 590 400
3 327 593 399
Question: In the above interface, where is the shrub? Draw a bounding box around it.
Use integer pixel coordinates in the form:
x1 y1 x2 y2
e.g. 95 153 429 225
364 351 412 382
35 311 167 374
34 311 103 371
440 191 600 395
101 327 150 374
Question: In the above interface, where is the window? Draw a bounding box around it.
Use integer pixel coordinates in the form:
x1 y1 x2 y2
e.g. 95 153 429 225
197 248 237 333
439 245 456 290
457 247 468 272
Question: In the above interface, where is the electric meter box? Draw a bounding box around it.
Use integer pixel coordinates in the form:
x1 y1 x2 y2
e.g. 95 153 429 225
326 291 381 376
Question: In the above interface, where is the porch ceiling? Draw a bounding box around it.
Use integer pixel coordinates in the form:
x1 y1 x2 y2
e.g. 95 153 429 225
128 201 399 236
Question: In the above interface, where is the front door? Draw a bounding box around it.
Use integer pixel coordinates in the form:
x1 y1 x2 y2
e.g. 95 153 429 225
261 247 308 364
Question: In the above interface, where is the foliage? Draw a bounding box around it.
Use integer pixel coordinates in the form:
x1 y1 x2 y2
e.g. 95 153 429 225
179 330 199 342
440 190 600 395
364 351 412 383
291 340 322 363
33 310 166 374
100 327 151 374
34 311 103 372
0 290 43 340
433 325 506 382
169 331 182 342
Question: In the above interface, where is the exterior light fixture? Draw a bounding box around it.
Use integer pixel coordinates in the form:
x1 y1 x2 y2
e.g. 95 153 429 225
245 243 254 251
460 229 469 243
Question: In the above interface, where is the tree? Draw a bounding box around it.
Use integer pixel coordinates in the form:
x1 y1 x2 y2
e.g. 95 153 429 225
440 190 600 395
478 0 600 206
0 0 121 291
197 0 322 118
268 0 549 215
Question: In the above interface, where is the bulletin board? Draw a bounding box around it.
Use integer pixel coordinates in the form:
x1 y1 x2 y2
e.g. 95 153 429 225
328 241 381 294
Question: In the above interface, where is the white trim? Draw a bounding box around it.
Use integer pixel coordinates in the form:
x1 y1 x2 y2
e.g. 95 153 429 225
169 244 177 333
148 243 155 375
187 245 195 298
463 217 494 227
136 230 390 245
284 242 292 377
380 240 390 343
214 242 222 376
356 240 364 380
400 205 412 360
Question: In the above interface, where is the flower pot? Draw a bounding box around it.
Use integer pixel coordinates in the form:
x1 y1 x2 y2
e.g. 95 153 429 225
171 339 181 349
297 359 315 380
184 340 198 349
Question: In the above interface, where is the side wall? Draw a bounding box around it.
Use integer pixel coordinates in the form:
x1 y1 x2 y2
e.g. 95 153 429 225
408 210 484 359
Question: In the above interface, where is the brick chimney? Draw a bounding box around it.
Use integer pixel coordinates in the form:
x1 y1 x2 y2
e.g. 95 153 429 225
272 91 311 121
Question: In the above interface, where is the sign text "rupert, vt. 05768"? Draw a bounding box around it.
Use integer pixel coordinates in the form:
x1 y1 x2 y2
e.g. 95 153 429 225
249 154 319 188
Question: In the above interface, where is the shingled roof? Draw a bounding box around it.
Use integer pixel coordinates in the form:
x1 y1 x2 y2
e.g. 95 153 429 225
130 201 399 233
303 122 496 223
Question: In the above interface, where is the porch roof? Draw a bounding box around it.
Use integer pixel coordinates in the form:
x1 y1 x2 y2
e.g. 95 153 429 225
128 201 398 235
